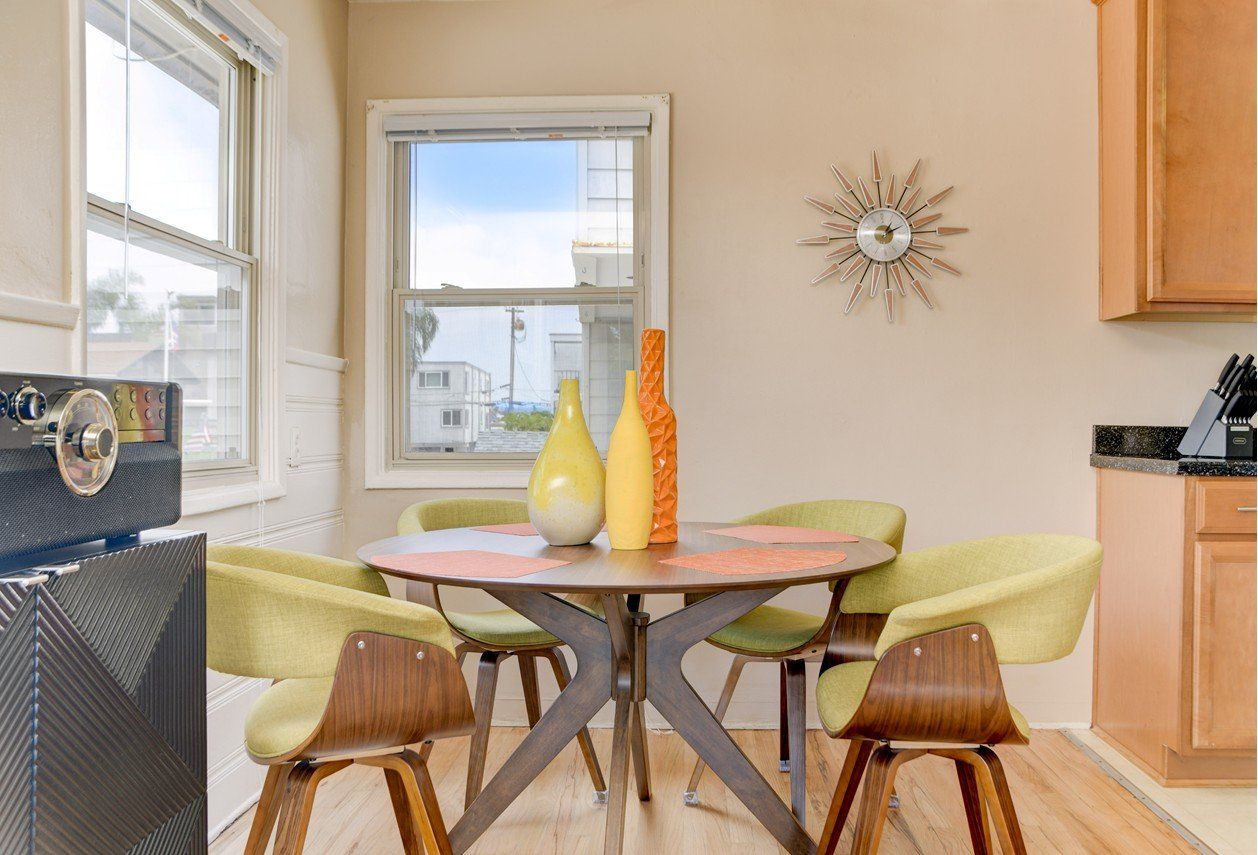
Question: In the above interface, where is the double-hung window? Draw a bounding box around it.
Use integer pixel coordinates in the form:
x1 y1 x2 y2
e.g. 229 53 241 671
82 0 276 471
387 107 657 466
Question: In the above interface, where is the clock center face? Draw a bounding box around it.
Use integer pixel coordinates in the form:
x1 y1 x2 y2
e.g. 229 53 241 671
856 208 912 262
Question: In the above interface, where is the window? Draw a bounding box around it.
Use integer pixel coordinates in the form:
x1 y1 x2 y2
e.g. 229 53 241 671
388 111 652 464
82 0 268 469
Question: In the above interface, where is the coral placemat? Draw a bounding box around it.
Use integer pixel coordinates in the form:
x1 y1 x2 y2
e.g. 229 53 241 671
472 523 540 536
371 550 569 579
706 525 859 544
659 547 846 576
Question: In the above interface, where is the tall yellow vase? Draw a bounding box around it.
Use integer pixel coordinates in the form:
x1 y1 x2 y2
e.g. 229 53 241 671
605 370 654 550
527 379 605 546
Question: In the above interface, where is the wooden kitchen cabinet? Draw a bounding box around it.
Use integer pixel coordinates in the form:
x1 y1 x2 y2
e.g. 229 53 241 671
1094 469 1256 785
1094 0 1256 320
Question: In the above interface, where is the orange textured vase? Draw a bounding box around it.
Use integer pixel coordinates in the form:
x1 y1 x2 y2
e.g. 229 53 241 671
639 328 678 543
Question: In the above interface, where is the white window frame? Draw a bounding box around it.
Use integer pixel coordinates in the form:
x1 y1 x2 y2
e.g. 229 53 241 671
68 0 288 515
363 95 670 489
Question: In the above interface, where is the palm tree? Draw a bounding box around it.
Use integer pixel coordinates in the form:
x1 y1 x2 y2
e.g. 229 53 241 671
406 303 440 369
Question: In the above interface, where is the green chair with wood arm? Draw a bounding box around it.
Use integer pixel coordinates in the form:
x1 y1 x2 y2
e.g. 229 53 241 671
397 498 607 807
815 534 1103 854
684 499 907 822
207 545 475 855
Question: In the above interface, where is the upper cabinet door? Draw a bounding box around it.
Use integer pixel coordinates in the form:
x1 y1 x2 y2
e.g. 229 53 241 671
1096 0 1257 319
1149 0 1257 305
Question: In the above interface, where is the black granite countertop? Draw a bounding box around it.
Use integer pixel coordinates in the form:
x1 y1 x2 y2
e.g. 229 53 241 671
1091 425 1256 477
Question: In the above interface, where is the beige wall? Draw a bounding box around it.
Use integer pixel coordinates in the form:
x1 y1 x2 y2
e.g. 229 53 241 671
343 0 1254 727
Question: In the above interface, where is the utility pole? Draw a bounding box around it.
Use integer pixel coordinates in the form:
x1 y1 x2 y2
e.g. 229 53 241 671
505 306 523 409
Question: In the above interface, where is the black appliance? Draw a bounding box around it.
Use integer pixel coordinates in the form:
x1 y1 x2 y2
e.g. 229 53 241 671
0 372 205 852
1178 353 1258 460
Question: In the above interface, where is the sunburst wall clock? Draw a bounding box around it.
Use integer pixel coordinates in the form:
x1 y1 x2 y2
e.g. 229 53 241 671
797 152 969 322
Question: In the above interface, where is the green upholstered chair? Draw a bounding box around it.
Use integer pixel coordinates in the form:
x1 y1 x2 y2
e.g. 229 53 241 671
684 499 906 822
397 498 607 807
207 544 474 855
815 534 1103 855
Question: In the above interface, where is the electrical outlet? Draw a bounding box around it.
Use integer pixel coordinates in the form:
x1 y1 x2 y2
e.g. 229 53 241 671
289 425 301 467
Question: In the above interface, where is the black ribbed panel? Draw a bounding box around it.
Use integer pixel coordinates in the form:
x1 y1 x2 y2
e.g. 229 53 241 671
47 537 196 694
134 554 206 780
0 442 181 561
35 592 202 853
129 796 204 855
0 593 33 854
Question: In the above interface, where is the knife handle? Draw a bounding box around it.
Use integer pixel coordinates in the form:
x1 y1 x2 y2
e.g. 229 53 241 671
1216 353 1240 391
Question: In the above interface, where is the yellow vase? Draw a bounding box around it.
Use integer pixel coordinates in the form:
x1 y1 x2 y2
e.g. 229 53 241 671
527 379 605 546
605 370 654 550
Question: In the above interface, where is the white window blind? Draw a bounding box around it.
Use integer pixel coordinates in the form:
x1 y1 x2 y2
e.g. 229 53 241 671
383 111 651 143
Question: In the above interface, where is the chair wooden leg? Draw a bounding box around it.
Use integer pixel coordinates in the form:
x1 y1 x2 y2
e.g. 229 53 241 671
383 768 422 854
779 661 791 772
955 759 992 854
420 646 470 763
272 759 349 854
850 746 923 854
540 647 607 798
466 650 504 809
934 747 1026 855
783 658 807 821
817 739 873 855
244 763 290 855
684 654 748 801
519 653 543 728
361 749 453 855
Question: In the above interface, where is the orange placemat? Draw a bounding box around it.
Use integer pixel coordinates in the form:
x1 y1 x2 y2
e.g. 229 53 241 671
371 550 570 579
706 525 859 544
659 547 846 576
472 523 540 536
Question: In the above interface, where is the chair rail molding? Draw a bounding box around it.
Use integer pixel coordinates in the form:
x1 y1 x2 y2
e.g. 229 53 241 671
286 346 348 373
0 291 81 329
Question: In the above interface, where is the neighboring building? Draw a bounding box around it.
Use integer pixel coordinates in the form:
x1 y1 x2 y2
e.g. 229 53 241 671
407 361 491 453
550 332 581 408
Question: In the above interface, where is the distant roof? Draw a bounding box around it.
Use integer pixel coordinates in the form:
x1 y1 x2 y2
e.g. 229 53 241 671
473 429 548 453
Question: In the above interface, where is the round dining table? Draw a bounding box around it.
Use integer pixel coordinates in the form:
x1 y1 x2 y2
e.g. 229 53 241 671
358 521 896 855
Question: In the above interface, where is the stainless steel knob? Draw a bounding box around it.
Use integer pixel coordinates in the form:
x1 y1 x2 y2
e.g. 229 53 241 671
12 386 46 425
78 423 115 461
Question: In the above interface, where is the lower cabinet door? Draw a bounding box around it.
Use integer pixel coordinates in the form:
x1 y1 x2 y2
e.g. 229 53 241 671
1192 539 1257 751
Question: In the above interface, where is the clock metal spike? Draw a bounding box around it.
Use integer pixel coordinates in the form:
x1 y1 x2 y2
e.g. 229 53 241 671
932 257 962 276
871 151 882 183
910 237 945 250
885 175 897 208
804 195 838 215
857 259 874 285
905 158 922 188
838 253 867 282
821 220 856 234
910 212 942 229
830 165 854 193
899 186 921 214
857 176 875 208
890 263 908 296
925 185 954 207
910 278 934 309
795 235 832 245
884 287 895 323
905 253 934 279
824 242 858 259
834 193 864 219
843 280 864 314
811 262 841 285
936 226 969 236
868 263 883 298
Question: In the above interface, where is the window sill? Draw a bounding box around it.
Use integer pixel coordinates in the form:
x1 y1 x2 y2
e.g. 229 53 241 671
366 463 531 491
182 478 286 517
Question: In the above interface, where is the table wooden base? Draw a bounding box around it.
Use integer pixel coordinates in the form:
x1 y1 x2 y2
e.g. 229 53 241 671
447 588 816 855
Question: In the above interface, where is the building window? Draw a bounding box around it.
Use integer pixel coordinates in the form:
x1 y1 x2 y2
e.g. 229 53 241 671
82 0 265 469
389 114 650 462
441 409 465 428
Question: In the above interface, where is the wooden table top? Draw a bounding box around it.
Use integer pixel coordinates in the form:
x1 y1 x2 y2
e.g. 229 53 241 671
357 521 896 594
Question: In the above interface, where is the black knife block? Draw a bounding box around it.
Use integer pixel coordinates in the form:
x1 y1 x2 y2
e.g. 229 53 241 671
1178 389 1256 459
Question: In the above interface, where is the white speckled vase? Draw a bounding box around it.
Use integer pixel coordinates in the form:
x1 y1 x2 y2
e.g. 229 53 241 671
527 379 606 546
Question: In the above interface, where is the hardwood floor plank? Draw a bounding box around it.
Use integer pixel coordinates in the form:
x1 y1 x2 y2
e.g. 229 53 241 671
210 730 1197 854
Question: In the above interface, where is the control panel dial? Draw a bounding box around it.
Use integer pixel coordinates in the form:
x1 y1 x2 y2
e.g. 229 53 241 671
38 389 119 496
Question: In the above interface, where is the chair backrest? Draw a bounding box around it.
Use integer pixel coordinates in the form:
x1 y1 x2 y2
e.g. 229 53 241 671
397 498 530 535
736 499 906 553
871 534 1104 665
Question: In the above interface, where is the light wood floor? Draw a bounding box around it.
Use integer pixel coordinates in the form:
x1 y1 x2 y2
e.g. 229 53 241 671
212 728 1196 853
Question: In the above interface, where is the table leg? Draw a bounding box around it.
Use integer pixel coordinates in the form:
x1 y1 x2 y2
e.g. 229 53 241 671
646 587 817 855
598 594 652 854
448 591 612 855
